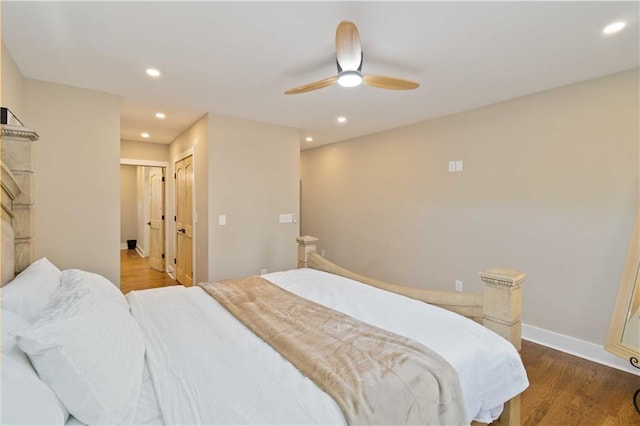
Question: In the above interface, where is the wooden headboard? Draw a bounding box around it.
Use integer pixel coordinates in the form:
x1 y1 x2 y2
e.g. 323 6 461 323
2 162 21 284
1 118 39 285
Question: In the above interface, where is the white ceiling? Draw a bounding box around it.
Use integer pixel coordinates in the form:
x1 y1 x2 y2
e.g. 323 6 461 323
3 2 638 149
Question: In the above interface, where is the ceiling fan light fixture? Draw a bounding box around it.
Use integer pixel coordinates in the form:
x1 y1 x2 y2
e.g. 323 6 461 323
283 21 418 95
338 71 363 88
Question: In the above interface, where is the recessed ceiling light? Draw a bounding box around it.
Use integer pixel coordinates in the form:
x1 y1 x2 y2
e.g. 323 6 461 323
337 116 347 124
603 21 626 34
155 112 166 119
141 132 150 138
146 68 161 77
305 137 313 142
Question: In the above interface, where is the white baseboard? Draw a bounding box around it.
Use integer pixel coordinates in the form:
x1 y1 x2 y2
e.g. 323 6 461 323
120 243 127 250
522 323 638 375
135 245 146 258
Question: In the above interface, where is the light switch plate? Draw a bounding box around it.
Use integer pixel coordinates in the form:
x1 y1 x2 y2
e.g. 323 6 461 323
218 214 226 226
448 161 456 172
455 160 463 172
279 213 294 223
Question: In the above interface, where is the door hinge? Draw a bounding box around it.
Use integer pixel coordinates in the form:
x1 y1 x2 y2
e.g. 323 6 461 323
174 216 177 221
174 173 177 179
174 258 177 264
162 176 165 182
162 215 165 220
162 253 165 259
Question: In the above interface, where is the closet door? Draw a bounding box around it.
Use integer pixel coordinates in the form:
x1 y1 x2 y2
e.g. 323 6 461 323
175 156 193 286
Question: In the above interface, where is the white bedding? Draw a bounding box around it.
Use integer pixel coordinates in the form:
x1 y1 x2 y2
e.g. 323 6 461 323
66 361 164 426
127 268 528 425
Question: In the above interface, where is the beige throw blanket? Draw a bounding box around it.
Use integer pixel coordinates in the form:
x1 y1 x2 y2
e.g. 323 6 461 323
200 276 466 425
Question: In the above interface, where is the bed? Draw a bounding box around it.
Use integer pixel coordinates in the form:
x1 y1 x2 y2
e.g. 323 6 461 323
1 121 528 425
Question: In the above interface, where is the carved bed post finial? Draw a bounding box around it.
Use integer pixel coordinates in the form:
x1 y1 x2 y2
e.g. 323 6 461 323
296 236 319 268
479 268 526 351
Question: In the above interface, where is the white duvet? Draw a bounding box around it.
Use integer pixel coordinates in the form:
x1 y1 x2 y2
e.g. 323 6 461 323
126 268 528 425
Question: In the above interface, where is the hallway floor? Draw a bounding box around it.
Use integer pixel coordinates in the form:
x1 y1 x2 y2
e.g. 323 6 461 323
120 249 179 294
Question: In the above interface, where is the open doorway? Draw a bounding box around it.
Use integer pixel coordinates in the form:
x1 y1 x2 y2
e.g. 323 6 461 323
120 160 176 293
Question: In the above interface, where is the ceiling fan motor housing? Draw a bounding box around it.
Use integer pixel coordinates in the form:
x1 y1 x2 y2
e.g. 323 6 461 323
336 52 364 73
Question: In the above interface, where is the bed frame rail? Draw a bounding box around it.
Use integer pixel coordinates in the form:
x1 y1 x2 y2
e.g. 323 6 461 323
307 250 485 322
297 235 525 426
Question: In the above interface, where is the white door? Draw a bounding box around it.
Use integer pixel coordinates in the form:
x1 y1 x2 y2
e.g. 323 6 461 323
148 167 165 272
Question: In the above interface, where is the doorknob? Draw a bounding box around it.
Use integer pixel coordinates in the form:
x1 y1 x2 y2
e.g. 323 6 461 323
179 228 186 233
147 222 151 226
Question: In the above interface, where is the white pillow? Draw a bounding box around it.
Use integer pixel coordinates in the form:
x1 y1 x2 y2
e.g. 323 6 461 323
2 357 70 425
1 309 69 425
1 258 61 323
14 270 145 425
1 309 31 364
62 268 129 308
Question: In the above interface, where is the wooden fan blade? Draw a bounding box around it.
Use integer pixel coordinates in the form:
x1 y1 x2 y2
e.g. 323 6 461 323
363 75 419 90
335 21 362 71
284 76 338 95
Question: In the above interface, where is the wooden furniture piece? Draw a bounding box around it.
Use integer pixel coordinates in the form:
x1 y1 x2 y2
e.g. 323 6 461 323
1 116 39 284
1 162 21 284
605 207 640 413
297 235 526 426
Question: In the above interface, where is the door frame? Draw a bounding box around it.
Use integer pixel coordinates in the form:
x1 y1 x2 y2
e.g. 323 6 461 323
172 148 196 284
120 158 170 273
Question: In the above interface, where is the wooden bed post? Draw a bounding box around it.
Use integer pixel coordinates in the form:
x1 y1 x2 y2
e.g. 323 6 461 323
479 268 525 350
296 236 319 268
479 268 525 426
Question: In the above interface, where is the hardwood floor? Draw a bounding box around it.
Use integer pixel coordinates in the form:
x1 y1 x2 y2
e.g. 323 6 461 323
120 249 178 294
118 253 638 424
520 340 639 425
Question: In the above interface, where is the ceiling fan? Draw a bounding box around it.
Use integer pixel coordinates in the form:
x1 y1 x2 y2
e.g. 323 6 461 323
284 21 420 95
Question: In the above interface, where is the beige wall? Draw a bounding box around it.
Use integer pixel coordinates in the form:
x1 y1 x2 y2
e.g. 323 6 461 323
301 69 639 345
166 114 300 283
208 115 300 281
121 139 169 163
169 114 209 283
120 165 137 245
24 79 121 284
1 42 24 119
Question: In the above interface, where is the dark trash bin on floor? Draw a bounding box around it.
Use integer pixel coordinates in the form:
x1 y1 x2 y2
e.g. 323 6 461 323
127 240 136 250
